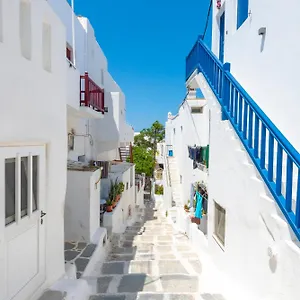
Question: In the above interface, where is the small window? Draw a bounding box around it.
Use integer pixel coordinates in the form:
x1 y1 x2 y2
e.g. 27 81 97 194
66 43 73 63
237 0 249 29
68 133 74 151
5 155 39 226
5 158 16 225
32 156 38 212
214 201 226 246
21 157 28 218
191 107 203 114
42 22 52 72
173 128 176 135
181 126 183 132
20 0 32 60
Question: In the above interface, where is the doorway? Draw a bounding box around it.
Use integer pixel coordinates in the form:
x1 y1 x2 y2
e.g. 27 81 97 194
219 12 225 63
0 145 46 300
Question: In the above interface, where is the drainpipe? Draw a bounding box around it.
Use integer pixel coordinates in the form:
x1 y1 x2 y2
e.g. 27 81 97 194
71 0 76 67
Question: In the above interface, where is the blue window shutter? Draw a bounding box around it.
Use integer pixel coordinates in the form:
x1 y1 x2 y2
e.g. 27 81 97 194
237 0 249 29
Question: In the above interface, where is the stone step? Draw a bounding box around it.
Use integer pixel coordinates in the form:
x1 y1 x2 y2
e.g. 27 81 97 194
89 292 198 300
85 273 199 294
99 259 202 276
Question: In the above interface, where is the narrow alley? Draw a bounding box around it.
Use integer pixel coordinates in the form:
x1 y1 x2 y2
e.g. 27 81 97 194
84 198 217 300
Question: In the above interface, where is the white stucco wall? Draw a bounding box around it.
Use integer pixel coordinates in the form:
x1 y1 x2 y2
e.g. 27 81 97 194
165 100 208 205
212 0 300 153
0 0 67 298
65 169 101 242
197 72 300 300
103 163 136 233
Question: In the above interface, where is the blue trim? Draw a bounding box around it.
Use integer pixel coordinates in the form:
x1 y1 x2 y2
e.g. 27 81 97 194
219 13 225 63
237 0 249 29
185 37 300 240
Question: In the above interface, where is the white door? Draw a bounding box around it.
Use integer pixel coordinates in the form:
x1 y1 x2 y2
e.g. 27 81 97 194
0 146 46 300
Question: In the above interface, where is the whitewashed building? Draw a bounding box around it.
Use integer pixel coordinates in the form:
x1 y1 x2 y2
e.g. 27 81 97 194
48 0 134 162
0 1 67 300
164 0 300 299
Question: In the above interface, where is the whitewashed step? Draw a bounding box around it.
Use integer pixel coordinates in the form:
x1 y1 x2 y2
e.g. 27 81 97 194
86 273 199 294
89 292 198 300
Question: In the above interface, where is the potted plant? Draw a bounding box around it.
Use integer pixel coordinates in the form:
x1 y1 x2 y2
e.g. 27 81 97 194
108 180 117 209
116 182 124 201
106 199 113 212
184 204 189 212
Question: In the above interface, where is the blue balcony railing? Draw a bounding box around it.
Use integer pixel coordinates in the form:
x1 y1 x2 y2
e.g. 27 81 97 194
186 36 300 240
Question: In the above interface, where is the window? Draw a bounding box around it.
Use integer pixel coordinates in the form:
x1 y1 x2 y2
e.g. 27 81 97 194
68 133 74 151
66 43 73 63
20 0 32 60
173 128 176 135
214 201 226 246
191 107 203 114
21 157 28 218
32 156 38 212
42 22 52 72
5 155 38 226
237 0 249 29
181 126 183 132
5 158 16 225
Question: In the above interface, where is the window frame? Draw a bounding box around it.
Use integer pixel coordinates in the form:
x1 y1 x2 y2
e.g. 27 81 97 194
214 201 226 248
236 0 249 29
191 107 203 114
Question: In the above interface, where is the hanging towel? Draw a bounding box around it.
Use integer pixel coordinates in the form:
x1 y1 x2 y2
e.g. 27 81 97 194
195 147 201 162
195 191 203 219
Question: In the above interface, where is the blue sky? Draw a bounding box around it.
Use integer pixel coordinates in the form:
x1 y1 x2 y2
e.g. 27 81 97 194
72 0 212 131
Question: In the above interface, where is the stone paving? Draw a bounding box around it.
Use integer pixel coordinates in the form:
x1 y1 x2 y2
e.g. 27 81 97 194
85 199 226 300
65 241 97 279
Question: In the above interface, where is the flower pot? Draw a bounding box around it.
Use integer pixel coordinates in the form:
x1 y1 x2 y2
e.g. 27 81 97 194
190 216 201 225
107 205 113 212
116 194 121 202
184 209 190 213
112 202 116 208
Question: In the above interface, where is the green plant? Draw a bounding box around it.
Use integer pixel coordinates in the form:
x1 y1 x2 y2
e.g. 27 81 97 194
155 184 164 195
118 182 124 194
109 179 117 201
165 211 168 217
106 199 113 206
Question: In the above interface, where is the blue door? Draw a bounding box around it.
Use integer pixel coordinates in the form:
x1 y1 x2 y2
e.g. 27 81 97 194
219 12 225 63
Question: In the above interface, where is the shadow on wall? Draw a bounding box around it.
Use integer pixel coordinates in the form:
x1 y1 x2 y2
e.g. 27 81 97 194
90 89 120 161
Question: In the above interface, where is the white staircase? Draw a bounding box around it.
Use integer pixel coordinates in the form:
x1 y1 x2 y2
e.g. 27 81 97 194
167 157 183 207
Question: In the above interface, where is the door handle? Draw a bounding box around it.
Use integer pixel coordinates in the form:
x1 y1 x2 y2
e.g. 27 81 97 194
40 211 47 225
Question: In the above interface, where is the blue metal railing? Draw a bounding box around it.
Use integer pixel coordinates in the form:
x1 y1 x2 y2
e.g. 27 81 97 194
186 37 300 240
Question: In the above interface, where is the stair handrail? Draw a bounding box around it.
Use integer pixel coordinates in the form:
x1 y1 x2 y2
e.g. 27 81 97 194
186 36 300 239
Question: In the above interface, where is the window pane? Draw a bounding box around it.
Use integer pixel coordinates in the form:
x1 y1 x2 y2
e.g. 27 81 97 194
5 158 15 225
32 156 38 212
21 157 28 218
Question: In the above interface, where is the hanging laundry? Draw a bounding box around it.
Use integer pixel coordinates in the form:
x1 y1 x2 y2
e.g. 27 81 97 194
195 147 201 162
194 191 203 219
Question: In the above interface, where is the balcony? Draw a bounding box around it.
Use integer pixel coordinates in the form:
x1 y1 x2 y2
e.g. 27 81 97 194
79 72 105 119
